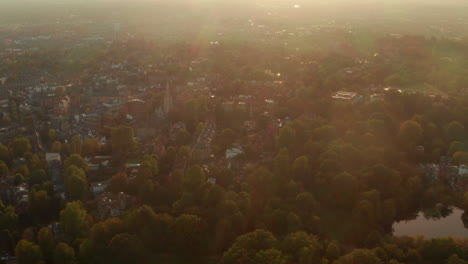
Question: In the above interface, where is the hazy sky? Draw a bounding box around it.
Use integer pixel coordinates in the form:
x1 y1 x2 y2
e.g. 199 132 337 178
3 0 468 3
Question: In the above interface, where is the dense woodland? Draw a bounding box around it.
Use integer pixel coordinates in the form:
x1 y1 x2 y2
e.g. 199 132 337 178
1 3 468 263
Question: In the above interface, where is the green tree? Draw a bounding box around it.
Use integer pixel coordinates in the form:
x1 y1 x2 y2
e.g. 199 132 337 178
421 238 461 263
277 126 296 150
14 173 24 185
295 192 318 213
178 146 192 161
0 160 8 176
37 227 55 263
184 165 206 193
64 154 88 172
10 137 32 158
172 214 206 255
82 137 99 157
196 122 204 135
70 135 83 154
15 240 43 264
222 229 278 264
399 120 423 145
65 173 87 201
274 148 291 179
60 201 88 242
64 165 87 201
353 199 376 227
14 165 30 178
109 233 145 264
247 167 273 210
446 121 465 142
292 155 311 182
29 153 47 171
325 241 341 261
111 126 135 154
30 169 48 185
141 154 158 177
281 231 321 263
0 143 9 162
0 201 18 231
266 210 302 237
54 242 76 264
0 202 17 253
313 125 337 142
123 206 173 252
48 129 56 142
447 254 467 264
254 249 287 264
29 190 53 224
51 141 62 153
335 249 383 264
331 172 358 209
159 146 176 174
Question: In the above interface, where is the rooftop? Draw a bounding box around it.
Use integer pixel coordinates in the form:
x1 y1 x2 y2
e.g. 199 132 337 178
331 91 358 100
45 153 61 163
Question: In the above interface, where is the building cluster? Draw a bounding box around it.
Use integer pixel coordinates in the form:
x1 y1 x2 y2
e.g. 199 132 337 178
422 157 468 192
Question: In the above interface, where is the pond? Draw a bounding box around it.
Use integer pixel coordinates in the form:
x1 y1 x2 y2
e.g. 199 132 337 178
393 207 468 238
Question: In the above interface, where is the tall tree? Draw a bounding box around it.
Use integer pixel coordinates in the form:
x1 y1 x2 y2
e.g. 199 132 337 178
326 241 341 261
281 231 321 263
37 227 55 263
277 126 296 150
48 129 56 142
29 190 53 224
111 126 135 154
64 154 88 172
184 165 207 194
399 120 423 145
0 160 8 176
172 214 207 255
108 233 145 264
446 121 465 142
222 229 278 264
54 242 76 264
70 135 83 154
274 148 291 179
0 143 9 162
82 137 99 157
15 240 43 264
51 141 62 153
254 249 287 264
9 137 32 158
292 155 311 182
447 254 467 264
64 165 87 201
60 201 88 243
30 169 48 185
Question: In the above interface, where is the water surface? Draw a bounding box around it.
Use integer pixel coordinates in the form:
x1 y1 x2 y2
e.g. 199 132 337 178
393 208 468 238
